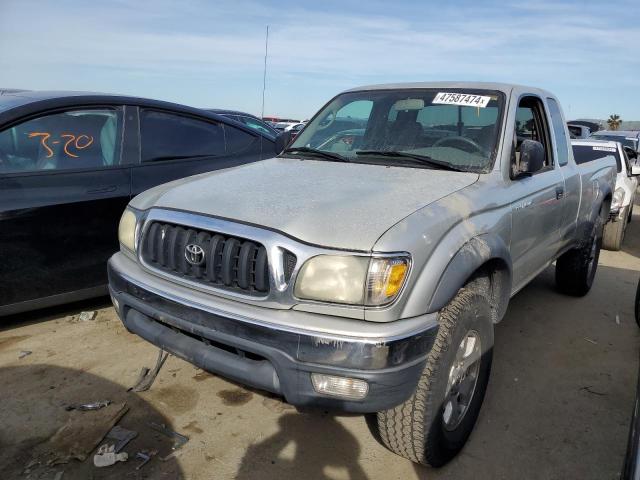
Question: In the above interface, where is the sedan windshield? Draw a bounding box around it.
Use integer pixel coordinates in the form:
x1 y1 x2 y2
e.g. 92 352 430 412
286 89 504 172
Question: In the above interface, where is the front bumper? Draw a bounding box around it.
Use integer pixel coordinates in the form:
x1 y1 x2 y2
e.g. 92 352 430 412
108 253 438 412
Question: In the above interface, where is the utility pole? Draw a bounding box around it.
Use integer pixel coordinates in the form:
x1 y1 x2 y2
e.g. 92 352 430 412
261 25 269 119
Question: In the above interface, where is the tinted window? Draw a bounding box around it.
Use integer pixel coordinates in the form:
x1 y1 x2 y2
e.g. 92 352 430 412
572 144 620 171
547 98 569 166
141 110 224 162
223 124 256 154
0 109 122 174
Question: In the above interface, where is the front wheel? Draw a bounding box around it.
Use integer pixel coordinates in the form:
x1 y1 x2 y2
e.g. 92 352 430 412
373 287 493 467
602 214 627 251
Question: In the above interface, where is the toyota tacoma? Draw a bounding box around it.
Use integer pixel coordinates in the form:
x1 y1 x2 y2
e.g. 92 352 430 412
108 82 616 466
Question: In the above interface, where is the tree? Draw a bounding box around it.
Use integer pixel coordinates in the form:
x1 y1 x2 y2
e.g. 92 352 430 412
607 114 622 130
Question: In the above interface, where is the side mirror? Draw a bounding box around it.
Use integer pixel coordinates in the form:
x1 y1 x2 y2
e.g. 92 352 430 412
624 146 638 160
275 131 293 154
632 165 640 176
518 139 545 176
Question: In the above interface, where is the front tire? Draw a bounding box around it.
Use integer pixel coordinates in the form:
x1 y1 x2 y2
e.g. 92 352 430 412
373 287 493 467
602 213 626 251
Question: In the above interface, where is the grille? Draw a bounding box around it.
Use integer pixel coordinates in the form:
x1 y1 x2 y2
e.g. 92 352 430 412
141 222 272 295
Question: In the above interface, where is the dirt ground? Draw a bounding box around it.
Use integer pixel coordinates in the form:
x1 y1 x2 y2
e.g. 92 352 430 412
2 217 640 480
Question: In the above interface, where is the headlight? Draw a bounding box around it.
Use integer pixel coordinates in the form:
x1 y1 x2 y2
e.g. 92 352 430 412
294 254 410 306
118 208 138 252
612 187 625 210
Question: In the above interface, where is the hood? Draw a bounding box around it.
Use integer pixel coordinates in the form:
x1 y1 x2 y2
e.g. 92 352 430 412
148 157 478 251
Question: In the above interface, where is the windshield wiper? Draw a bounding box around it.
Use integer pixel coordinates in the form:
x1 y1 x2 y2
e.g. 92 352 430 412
281 147 350 163
355 150 465 171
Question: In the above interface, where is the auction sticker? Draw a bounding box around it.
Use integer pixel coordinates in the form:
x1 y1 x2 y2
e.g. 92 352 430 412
432 92 491 108
592 146 617 152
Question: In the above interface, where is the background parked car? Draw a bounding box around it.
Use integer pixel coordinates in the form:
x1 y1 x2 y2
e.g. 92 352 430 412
284 121 306 140
204 109 278 140
568 119 601 134
572 139 639 250
567 123 591 139
0 90 279 316
590 130 640 154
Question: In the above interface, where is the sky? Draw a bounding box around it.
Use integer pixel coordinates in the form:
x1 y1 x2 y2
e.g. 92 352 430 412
1 0 638 120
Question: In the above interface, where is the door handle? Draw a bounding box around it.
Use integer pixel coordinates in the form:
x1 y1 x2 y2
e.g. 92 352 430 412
86 185 117 194
555 186 564 200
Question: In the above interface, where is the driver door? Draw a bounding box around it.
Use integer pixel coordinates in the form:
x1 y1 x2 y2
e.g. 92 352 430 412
509 95 566 291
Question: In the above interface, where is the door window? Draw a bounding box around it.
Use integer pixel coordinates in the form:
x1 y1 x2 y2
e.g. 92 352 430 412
547 98 569 166
512 96 553 177
0 108 122 174
223 124 257 154
141 110 225 162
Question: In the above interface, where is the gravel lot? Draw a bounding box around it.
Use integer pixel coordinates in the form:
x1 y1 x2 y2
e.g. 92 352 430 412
1 215 639 480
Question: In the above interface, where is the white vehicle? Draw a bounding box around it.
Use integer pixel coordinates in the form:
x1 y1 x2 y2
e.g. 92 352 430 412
572 139 639 250
273 121 298 131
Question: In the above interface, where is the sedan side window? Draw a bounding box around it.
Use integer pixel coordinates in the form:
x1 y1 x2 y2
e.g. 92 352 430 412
223 124 257 154
0 108 122 174
141 110 225 162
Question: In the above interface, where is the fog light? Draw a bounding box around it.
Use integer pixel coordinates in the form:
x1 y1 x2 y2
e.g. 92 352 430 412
311 373 369 400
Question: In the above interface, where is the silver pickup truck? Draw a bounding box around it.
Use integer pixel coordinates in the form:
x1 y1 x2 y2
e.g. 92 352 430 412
108 82 615 467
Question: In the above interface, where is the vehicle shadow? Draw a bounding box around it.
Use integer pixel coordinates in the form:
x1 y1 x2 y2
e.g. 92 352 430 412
235 411 368 480
621 196 640 259
0 364 184 479
0 296 112 332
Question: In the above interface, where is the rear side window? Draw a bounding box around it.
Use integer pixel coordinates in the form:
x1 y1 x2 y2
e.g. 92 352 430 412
238 116 275 139
0 108 122 174
223 124 256 154
571 145 621 172
141 110 225 162
546 98 569 166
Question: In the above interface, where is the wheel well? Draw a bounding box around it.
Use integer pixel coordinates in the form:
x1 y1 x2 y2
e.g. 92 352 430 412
464 258 511 323
601 194 612 221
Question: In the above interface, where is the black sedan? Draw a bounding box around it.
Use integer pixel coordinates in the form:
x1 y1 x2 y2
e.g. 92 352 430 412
0 90 281 316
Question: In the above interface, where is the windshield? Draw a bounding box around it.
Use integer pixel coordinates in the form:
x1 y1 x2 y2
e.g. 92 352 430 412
286 89 505 172
590 133 638 151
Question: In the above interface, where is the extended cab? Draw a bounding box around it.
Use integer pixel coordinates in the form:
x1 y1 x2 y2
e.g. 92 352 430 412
108 83 616 467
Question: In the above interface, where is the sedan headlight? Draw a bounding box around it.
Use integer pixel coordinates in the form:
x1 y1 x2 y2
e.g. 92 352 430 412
118 208 138 253
294 254 410 306
612 187 625 210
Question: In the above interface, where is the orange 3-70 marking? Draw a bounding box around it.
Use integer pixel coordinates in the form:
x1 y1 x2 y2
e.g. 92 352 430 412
28 132 94 159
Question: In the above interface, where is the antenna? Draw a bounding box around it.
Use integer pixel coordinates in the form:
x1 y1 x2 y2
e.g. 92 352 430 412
260 25 269 119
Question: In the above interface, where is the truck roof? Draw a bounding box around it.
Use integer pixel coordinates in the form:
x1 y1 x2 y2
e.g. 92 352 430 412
343 81 555 98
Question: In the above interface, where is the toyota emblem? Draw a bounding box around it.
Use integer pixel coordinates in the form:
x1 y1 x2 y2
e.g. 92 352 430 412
185 244 205 266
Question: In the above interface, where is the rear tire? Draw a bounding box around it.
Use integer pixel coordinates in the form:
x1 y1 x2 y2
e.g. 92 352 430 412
373 287 493 467
556 217 603 296
602 213 626 251
635 279 640 329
